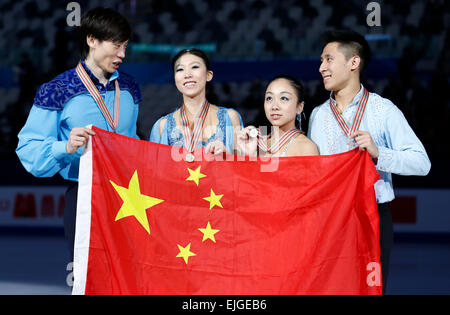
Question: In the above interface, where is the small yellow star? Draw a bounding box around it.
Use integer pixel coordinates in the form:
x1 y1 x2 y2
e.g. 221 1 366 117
176 243 196 264
203 189 224 210
110 170 164 234
198 222 220 243
186 166 207 186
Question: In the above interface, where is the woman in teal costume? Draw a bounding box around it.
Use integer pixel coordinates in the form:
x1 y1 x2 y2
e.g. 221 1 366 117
149 49 243 156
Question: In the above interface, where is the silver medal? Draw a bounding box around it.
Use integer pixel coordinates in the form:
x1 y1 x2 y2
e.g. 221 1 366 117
249 128 258 138
185 153 195 163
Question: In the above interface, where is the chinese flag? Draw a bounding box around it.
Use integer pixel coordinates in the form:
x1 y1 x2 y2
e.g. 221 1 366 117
73 127 381 295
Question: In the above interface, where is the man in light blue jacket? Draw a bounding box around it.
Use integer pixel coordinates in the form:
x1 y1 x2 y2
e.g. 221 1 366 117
308 30 431 294
16 7 142 261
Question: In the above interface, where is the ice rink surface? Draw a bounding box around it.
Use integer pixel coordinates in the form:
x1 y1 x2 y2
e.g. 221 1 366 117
0 233 71 295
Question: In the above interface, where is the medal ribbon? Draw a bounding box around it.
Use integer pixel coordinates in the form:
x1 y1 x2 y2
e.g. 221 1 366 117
256 128 301 154
329 88 369 137
180 100 210 153
76 62 120 131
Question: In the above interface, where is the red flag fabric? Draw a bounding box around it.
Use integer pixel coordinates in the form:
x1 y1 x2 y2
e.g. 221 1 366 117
73 126 381 295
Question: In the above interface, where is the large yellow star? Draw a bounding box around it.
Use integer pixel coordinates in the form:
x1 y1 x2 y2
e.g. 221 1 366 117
185 166 206 186
176 243 196 264
203 189 224 210
110 170 164 234
198 222 220 243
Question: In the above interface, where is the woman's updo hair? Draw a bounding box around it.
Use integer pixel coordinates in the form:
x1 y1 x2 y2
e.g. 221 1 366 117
265 74 305 104
171 48 211 72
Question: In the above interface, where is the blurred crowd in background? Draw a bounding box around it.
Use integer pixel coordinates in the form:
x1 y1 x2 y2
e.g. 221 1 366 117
0 0 448 186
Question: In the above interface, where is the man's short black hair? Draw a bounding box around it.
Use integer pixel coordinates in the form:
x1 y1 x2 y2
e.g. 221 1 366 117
322 29 372 74
79 7 132 60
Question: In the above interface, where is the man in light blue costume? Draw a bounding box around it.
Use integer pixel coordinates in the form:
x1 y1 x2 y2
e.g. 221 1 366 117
309 30 431 294
16 7 142 261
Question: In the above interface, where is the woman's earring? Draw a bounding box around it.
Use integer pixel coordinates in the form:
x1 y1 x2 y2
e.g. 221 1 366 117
296 114 302 131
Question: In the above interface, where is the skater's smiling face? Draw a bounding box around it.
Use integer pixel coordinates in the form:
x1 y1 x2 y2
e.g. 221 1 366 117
319 42 360 92
173 52 213 99
318 30 372 92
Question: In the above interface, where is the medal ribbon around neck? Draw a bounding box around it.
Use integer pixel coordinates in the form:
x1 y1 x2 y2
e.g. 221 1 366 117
256 128 301 154
76 62 120 131
180 100 210 153
329 88 369 137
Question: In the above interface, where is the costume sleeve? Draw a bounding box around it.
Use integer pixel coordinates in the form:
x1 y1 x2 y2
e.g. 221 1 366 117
376 105 431 176
225 109 244 154
307 107 322 154
130 101 139 139
130 80 141 139
307 107 317 139
16 106 71 177
149 117 168 144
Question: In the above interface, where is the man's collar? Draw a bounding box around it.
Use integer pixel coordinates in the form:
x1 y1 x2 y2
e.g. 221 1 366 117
330 84 365 107
80 59 119 86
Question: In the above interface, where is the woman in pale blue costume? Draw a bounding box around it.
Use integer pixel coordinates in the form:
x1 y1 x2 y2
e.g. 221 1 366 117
237 75 318 157
150 49 243 155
